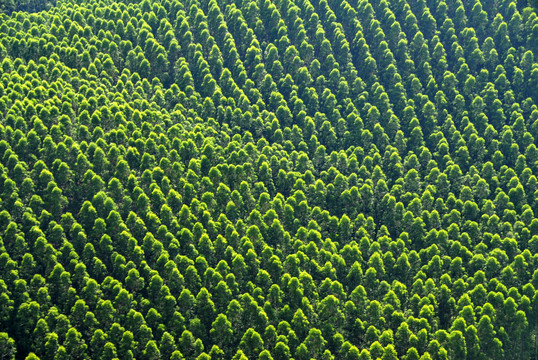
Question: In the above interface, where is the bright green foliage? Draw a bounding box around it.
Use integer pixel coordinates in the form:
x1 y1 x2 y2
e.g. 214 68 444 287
0 0 538 358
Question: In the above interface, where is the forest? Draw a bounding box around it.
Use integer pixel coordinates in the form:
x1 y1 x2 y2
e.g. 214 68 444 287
1 0 538 358
0 0 57 15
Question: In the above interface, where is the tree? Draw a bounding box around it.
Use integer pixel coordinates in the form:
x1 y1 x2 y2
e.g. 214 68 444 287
0 333 15 360
239 328 264 359
382 344 398 360
211 314 233 352
303 328 327 359
62 327 87 359
477 315 503 359
142 340 161 360
102 342 118 360
291 308 310 339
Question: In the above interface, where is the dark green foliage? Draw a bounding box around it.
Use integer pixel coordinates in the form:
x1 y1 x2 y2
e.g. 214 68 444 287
0 0 56 14
0 0 538 358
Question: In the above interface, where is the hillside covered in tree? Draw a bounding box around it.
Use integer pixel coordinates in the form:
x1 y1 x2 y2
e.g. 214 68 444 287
0 0 56 15
1 0 538 359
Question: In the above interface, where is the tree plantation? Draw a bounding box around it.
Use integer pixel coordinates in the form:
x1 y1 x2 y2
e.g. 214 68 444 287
1 0 538 358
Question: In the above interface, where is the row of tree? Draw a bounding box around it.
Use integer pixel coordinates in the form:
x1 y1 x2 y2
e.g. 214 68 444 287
0 0 56 15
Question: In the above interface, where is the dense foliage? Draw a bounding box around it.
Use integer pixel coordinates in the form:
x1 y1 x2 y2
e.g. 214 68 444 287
1 0 538 358
0 0 57 15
